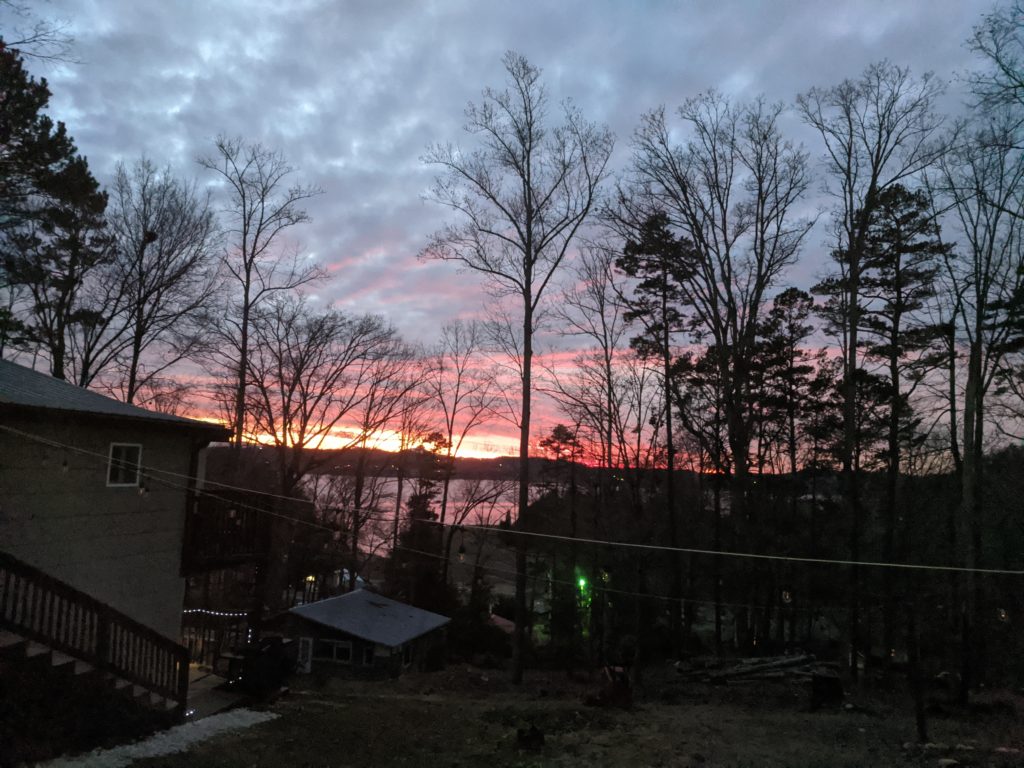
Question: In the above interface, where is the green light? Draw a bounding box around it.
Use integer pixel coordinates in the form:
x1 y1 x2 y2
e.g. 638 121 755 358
578 577 587 590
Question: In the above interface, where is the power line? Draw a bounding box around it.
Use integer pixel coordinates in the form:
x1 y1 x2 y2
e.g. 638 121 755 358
4 423 1004 618
4 423 1024 577
395 544 848 616
424 521 1024 577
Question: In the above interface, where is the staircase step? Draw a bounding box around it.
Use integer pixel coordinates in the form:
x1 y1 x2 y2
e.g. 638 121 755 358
0 631 27 658
50 650 74 667
25 641 49 659
49 650 94 675
110 675 131 691
0 630 25 648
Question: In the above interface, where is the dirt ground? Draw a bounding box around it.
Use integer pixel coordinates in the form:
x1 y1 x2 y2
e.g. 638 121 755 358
131 664 1024 768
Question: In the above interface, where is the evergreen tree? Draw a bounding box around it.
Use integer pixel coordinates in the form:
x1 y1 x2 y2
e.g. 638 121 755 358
0 41 82 355
858 184 948 660
616 211 695 651
753 288 817 477
5 153 112 381
386 481 449 614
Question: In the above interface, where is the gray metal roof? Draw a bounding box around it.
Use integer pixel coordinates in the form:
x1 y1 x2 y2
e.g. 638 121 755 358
289 589 450 647
0 359 229 437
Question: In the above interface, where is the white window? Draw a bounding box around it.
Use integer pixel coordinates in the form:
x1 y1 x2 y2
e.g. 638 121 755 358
313 639 352 664
107 443 142 487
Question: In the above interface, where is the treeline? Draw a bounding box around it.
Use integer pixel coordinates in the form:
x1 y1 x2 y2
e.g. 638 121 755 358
414 8 1024 702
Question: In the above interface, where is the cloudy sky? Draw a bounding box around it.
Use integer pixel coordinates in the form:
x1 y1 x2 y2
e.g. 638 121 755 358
10 0 1000 453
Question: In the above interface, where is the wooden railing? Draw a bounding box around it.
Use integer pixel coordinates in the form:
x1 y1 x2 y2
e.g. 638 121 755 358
0 550 189 715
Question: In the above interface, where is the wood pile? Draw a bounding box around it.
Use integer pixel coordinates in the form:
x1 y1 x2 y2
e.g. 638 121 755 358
674 654 834 684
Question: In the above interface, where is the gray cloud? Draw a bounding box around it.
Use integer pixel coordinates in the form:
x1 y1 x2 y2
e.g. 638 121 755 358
24 0 993 349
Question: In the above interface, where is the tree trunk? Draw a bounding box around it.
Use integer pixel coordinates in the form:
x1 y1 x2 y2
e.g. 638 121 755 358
512 298 532 685
907 596 928 743
882 334 901 670
393 464 405 551
232 278 252 451
958 339 981 705
662 302 682 657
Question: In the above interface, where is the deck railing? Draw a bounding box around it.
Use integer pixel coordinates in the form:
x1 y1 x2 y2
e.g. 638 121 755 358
0 550 189 715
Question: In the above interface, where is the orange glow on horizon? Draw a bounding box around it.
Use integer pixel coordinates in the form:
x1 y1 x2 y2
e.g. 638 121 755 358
312 428 519 459
194 419 520 459
184 408 519 459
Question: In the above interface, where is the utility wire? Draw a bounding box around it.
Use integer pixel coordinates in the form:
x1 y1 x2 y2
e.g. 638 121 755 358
423 521 1024 577
2 423 994 617
4 423 1024 577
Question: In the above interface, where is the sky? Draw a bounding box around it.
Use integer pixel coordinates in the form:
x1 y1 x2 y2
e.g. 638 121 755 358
9 0 1001 456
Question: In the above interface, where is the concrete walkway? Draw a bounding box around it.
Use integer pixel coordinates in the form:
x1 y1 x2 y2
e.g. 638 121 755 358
186 666 245 720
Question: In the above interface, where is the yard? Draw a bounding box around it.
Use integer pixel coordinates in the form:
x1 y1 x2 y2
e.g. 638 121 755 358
127 664 1024 768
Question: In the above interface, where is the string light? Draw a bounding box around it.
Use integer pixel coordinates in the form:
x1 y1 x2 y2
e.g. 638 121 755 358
182 608 248 618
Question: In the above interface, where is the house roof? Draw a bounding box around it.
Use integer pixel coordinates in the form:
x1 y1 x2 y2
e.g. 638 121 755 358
0 359 229 439
289 589 450 648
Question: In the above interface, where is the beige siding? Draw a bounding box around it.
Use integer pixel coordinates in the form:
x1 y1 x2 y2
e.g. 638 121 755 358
0 413 200 640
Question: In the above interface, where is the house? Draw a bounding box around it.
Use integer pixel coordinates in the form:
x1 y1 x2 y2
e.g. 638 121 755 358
0 358 230 640
275 589 449 678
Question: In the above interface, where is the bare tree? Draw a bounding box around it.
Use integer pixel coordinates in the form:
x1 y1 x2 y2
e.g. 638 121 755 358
550 242 629 481
933 113 1024 699
198 136 324 449
422 51 613 682
0 1 74 62
798 61 946 677
425 319 497 531
104 158 219 404
242 295 400 623
441 477 516 586
244 294 397 497
627 93 813 506
344 335 421 590
612 352 665 520
389 390 435 551
616 92 813 652
310 471 394 596
967 1 1024 116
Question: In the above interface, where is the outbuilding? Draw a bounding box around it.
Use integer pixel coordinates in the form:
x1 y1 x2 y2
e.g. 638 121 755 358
280 589 449 678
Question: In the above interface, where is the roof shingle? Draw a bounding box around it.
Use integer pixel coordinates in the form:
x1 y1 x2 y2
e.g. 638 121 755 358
289 589 450 647
0 359 229 437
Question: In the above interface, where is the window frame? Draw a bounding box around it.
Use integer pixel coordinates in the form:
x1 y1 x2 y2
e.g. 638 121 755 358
106 443 142 487
312 639 352 664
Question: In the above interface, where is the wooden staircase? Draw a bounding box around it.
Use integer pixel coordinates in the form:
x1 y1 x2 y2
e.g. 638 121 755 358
0 550 190 718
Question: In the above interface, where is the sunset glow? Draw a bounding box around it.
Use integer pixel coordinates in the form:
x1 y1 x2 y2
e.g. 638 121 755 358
240 423 520 459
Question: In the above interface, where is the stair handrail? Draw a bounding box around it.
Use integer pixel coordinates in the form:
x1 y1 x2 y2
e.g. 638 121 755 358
0 549 190 715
